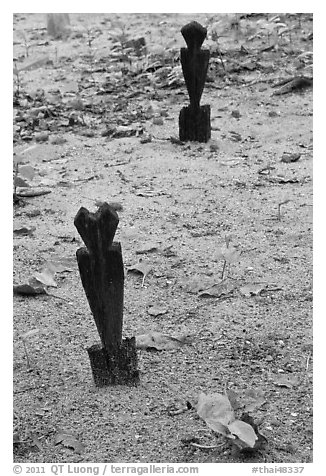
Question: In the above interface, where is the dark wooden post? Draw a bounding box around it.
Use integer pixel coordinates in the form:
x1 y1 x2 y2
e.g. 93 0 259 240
74 202 139 387
179 21 211 142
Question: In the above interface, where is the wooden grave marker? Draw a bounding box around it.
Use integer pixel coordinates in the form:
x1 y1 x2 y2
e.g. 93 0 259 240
74 203 139 387
179 21 211 142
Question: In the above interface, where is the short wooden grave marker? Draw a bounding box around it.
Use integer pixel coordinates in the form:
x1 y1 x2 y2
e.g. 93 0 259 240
74 203 139 387
179 21 211 142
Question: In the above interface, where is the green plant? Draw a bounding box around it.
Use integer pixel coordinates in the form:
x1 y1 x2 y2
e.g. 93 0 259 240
18 31 31 58
218 235 241 280
13 59 21 96
20 329 40 368
277 199 291 221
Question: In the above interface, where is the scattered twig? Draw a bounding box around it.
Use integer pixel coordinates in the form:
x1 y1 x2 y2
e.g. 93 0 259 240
221 235 231 280
190 441 224 450
21 340 31 368
221 259 227 280
45 292 72 303
272 76 312 95
306 352 311 371
277 199 291 221
168 407 189 416
16 190 52 198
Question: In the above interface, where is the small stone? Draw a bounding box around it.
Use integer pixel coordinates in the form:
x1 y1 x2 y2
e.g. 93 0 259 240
153 116 164 125
209 140 219 152
35 132 49 142
231 109 241 118
51 136 67 145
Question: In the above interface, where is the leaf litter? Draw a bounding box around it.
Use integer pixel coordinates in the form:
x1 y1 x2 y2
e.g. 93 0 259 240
196 391 267 451
135 331 190 351
13 12 312 464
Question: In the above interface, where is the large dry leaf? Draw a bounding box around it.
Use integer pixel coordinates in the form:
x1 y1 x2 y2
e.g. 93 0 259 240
45 258 74 273
16 55 50 72
13 283 47 296
216 245 241 263
19 165 35 180
197 392 235 428
227 420 258 449
181 276 215 294
241 388 266 412
136 242 159 254
225 389 241 410
135 331 186 351
239 283 267 297
199 279 238 298
14 176 30 188
21 329 40 340
273 374 300 388
127 262 152 286
147 305 168 317
13 226 36 236
54 431 84 453
33 268 57 287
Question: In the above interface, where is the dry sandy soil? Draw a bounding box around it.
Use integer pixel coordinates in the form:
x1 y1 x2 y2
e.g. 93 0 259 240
13 13 313 464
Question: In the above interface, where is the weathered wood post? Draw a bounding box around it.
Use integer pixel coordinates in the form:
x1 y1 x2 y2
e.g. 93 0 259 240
179 21 211 142
74 202 139 387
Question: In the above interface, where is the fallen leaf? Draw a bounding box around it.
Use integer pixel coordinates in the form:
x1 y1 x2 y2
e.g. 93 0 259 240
50 136 67 145
13 226 36 236
273 374 300 388
16 189 52 198
45 258 74 273
13 283 47 296
239 413 268 452
14 176 30 188
241 388 266 412
239 283 267 297
30 432 43 450
270 176 300 184
19 165 35 180
13 432 21 445
216 245 241 263
17 55 49 72
225 389 241 411
13 154 25 166
281 152 301 163
136 242 159 254
272 76 312 95
21 329 40 340
54 431 84 453
197 392 235 429
35 132 49 143
140 134 152 144
181 275 215 294
127 262 152 286
147 306 168 317
199 279 238 298
170 136 185 145
135 331 187 350
33 267 57 287
227 420 258 449
135 189 167 197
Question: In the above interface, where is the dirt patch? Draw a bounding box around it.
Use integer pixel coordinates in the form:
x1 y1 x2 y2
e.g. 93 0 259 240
13 13 312 463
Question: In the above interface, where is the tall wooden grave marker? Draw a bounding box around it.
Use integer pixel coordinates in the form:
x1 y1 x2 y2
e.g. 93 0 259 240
74 203 139 387
179 21 211 142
